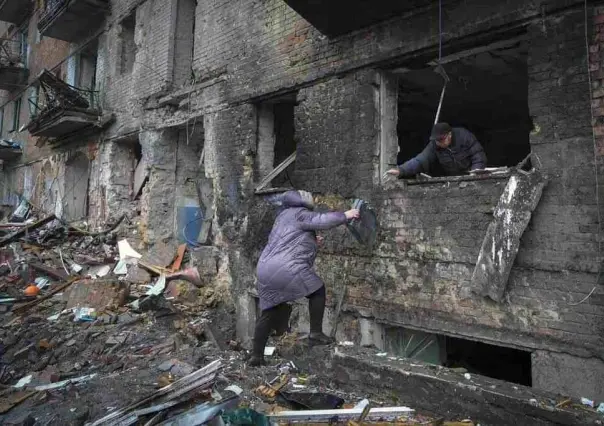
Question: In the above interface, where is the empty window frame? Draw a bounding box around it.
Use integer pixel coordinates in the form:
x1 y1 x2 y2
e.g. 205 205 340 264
120 13 136 75
172 0 196 87
255 93 298 193
380 35 531 180
11 97 21 132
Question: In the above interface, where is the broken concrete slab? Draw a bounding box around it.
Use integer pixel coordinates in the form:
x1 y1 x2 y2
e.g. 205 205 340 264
470 171 546 302
328 346 601 426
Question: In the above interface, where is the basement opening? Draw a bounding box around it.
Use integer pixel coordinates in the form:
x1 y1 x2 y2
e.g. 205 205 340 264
382 36 531 178
384 326 532 386
255 93 298 193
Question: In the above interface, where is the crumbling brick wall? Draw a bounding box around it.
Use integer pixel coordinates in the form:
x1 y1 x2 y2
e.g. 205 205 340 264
190 0 604 400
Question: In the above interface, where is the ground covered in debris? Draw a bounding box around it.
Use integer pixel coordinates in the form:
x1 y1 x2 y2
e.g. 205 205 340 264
1 213 600 425
0 214 466 425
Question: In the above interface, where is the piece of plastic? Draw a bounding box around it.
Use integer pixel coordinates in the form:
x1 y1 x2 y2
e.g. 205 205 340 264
73 307 97 322
346 199 377 248
581 397 595 408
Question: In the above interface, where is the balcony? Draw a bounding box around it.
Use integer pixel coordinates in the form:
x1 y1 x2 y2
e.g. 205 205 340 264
26 69 103 140
0 39 29 91
0 0 33 24
281 0 432 37
38 0 109 43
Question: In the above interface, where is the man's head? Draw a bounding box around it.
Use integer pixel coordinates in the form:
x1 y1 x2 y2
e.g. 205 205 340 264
430 122 452 148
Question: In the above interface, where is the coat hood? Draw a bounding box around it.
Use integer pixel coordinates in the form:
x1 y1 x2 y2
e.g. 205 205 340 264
281 190 314 209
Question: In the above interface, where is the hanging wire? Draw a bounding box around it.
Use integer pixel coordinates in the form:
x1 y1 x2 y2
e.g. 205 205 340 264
568 0 603 305
438 0 443 62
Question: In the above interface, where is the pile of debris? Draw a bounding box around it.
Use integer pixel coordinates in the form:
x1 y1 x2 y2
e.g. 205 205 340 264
0 206 478 425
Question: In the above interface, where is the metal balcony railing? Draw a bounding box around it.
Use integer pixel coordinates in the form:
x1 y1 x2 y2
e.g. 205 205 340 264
0 38 26 68
28 70 101 121
39 0 68 31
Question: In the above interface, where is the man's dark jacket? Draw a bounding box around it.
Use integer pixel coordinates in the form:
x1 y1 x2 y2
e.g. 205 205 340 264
398 127 487 177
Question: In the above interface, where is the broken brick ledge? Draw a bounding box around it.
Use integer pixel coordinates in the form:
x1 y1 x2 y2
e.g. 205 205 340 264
285 345 602 426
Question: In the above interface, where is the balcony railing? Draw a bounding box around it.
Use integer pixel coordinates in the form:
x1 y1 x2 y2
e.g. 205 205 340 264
38 0 110 43
0 38 29 91
26 69 103 140
0 38 26 67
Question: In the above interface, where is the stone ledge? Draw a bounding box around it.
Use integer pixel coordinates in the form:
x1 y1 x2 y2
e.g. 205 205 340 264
325 346 602 426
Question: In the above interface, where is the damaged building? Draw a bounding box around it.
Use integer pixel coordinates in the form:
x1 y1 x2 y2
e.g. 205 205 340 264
0 0 603 420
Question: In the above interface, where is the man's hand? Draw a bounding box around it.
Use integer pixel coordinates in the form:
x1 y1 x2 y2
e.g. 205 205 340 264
386 168 400 177
345 209 360 220
316 235 324 246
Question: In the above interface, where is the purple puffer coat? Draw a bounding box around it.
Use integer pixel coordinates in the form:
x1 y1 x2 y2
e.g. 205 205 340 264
256 191 347 310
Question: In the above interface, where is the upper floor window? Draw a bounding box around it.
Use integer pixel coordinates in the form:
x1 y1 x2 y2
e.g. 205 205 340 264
380 35 531 182
12 97 21 132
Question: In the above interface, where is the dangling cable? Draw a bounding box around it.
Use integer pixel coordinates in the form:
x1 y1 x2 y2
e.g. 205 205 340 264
438 0 443 63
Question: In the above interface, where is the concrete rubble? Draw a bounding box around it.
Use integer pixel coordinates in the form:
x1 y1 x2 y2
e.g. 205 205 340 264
0 0 603 424
0 214 599 425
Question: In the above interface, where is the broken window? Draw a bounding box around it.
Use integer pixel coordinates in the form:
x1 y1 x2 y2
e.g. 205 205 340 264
381 36 530 179
28 85 39 118
77 41 98 92
172 0 196 87
11 96 21 132
120 13 136 75
255 93 298 194
384 326 532 386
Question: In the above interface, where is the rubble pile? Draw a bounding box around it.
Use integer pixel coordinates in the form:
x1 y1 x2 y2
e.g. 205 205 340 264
0 210 479 425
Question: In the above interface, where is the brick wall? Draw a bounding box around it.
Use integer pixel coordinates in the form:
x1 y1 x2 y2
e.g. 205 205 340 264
191 0 604 398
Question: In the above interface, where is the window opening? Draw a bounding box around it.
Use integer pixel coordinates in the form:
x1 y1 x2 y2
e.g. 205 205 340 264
11 97 21 132
386 36 530 179
384 326 532 386
120 13 136 75
28 85 39 118
255 93 298 194
77 40 98 92
173 0 197 87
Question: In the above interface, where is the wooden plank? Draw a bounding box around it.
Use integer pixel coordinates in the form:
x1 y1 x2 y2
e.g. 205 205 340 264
268 406 414 422
254 151 296 193
0 215 56 248
132 158 148 200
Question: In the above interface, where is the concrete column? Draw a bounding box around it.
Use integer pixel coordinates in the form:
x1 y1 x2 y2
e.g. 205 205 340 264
140 129 177 243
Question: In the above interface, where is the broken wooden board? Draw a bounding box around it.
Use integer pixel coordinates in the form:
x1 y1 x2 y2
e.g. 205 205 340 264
470 171 546 302
132 159 148 200
0 390 36 414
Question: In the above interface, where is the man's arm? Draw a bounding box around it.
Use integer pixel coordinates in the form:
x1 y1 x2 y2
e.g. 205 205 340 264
397 143 436 178
465 131 487 170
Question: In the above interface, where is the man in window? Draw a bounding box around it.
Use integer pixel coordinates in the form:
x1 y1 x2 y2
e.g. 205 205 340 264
387 123 487 178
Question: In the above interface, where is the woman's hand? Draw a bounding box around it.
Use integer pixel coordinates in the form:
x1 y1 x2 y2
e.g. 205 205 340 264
345 209 360 220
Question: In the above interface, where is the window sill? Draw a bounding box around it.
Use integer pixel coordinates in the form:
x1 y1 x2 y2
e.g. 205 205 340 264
386 169 512 188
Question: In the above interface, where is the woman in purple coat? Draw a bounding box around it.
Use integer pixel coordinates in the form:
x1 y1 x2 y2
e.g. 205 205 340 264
249 190 360 366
